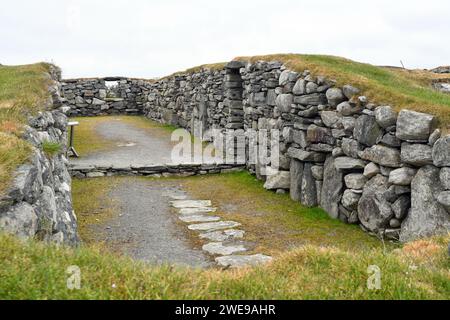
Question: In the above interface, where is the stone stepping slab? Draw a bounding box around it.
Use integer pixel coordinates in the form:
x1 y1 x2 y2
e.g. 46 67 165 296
179 215 221 223
202 242 247 256
199 229 245 242
215 254 273 268
188 221 241 232
170 200 212 208
179 207 217 215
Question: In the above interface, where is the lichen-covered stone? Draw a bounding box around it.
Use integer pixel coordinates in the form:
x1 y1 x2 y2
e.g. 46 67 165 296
320 157 344 219
396 110 437 142
360 145 401 168
432 136 450 167
400 165 450 242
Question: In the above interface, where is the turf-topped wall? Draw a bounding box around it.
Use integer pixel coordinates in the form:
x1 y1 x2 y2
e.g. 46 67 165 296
0 68 78 245
61 77 150 116
58 61 450 242
144 61 450 242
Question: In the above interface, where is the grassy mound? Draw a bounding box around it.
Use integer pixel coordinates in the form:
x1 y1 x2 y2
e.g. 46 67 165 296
0 63 52 195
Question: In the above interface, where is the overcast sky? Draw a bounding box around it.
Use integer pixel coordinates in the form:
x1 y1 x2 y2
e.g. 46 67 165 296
1 0 449 79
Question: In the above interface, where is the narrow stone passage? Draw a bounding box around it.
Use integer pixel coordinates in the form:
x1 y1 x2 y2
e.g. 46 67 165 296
71 117 177 167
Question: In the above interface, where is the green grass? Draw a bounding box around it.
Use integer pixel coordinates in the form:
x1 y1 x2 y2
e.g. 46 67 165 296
42 141 61 157
0 63 52 195
0 232 448 299
182 172 387 255
63 172 449 300
235 54 450 129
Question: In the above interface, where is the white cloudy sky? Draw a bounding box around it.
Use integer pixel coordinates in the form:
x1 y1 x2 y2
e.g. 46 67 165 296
1 0 449 79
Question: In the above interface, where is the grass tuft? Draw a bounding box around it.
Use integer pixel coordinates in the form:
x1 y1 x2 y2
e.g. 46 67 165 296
42 141 62 157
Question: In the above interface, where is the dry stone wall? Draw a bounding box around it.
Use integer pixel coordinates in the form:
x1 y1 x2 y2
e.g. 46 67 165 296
142 61 450 242
61 77 150 116
59 60 450 242
0 68 78 245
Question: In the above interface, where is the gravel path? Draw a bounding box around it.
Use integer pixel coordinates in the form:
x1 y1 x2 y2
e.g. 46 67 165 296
92 178 211 267
71 118 176 167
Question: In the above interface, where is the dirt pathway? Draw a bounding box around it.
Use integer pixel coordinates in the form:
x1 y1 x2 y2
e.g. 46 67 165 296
86 178 211 267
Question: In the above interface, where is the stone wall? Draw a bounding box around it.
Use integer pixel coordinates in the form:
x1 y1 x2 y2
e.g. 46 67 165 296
0 68 78 245
60 61 450 242
143 60 450 242
61 77 151 116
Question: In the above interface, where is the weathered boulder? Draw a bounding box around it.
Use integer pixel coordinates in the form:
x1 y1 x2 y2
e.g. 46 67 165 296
292 79 306 95
275 94 293 113
360 145 401 168
400 165 450 242
353 115 383 146
92 98 106 105
292 129 308 148
337 101 360 116
279 70 297 86
400 143 433 166
392 195 410 220
326 88 346 107
264 171 290 190
363 162 380 178
320 157 344 219
341 138 363 158
388 167 417 186
293 93 327 106
440 167 450 190
334 157 366 170
342 85 360 99
287 148 326 162
306 125 335 145
290 159 303 202
374 106 397 128
432 136 450 167
342 189 361 210
358 175 393 232
311 165 324 180
344 173 368 190
396 110 437 141
301 163 317 207
380 133 401 147
428 129 441 146
320 111 341 128
437 191 450 211
0 203 38 239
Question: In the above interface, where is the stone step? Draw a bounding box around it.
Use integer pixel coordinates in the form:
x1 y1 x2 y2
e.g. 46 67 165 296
179 215 221 223
215 254 273 268
188 221 241 232
179 207 217 215
202 242 247 256
170 200 212 208
199 229 245 242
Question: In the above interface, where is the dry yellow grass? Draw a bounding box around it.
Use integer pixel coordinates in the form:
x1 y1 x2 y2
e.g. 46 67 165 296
0 63 52 195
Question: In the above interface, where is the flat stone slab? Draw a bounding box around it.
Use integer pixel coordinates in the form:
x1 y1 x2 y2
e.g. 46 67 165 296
215 254 273 268
199 229 245 242
179 215 221 223
202 242 247 256
188 221 241 232
171 200 212 208
179 207 217 215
